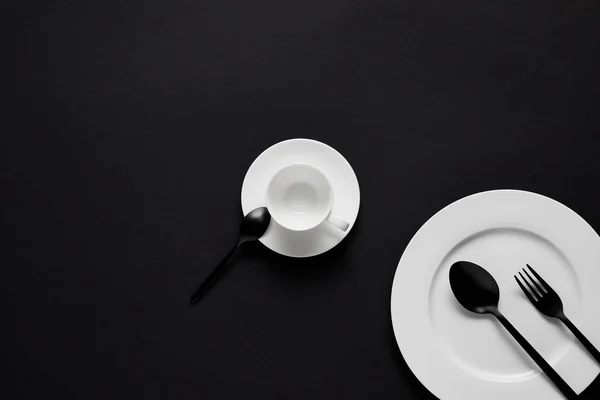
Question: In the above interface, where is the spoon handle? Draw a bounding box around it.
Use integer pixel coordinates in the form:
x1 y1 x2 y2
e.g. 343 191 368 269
495 312 577 400
189 243 240 304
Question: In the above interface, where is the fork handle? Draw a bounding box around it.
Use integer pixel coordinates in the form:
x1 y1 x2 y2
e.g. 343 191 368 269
561 315 600 364
494 311 577 400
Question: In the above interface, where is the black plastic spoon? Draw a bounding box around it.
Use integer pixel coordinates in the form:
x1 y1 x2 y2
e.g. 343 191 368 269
449 261 576 400
189 207 271 304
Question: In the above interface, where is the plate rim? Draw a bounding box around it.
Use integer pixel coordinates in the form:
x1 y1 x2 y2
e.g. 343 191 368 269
390 189 600 400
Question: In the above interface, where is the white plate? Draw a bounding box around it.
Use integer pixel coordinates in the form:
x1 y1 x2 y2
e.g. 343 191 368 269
241 139 360 258
391 190 600 400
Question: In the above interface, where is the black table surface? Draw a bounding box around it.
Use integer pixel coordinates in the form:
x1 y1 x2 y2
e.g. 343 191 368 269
3 1 600 399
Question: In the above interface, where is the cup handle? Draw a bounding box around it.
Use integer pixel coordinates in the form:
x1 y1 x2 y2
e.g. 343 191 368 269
325 212 350 232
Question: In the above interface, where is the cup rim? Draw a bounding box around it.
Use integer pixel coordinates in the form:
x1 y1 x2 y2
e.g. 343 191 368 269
265 163 334 232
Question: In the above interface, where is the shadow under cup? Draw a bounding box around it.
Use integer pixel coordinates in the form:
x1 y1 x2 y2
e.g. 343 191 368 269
266 164 335 231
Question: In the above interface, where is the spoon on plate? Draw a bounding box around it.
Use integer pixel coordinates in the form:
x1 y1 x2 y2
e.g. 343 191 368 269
189 207 271 304
449 261 576 400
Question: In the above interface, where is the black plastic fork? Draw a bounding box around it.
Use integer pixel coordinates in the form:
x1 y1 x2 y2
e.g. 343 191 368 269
515 264 600 364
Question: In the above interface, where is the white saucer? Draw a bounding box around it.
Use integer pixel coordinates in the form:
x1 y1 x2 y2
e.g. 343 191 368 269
241 139 360 258
391 190 600 400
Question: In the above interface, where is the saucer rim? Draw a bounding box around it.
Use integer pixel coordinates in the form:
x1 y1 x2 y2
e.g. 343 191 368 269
240 138 360 258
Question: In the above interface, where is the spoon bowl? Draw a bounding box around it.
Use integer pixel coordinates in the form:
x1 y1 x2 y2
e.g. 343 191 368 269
240 207 271 243
449 261 500 314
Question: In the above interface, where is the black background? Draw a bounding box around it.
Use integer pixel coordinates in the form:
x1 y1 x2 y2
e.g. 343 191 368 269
2 1 600 399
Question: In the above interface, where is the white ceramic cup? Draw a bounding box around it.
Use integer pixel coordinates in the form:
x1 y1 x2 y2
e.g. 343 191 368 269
265 164 349 232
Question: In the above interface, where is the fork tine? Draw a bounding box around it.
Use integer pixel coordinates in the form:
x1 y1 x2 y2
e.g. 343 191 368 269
526 264 551 293
523 267 547 294
515 274 538 303
519 271 542 298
